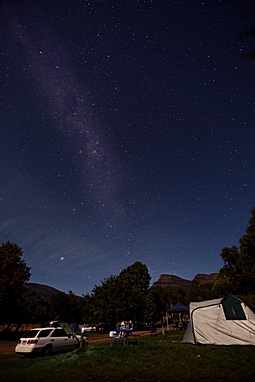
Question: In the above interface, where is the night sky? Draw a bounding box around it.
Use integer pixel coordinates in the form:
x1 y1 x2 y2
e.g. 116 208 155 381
1 0 255 296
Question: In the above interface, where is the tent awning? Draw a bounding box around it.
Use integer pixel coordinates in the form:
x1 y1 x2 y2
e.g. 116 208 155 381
166 301 188 313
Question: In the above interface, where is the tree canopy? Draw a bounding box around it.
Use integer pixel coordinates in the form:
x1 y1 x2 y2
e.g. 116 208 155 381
84 261 151 326
213 207 255 298
0 241 31 322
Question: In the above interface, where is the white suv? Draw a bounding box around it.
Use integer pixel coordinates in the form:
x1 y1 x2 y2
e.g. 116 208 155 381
15 327 88 356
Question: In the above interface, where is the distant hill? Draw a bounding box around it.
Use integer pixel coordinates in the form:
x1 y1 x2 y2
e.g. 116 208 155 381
194 273 218 284
151 273 217 294
26 283 61 301
27 273 218 301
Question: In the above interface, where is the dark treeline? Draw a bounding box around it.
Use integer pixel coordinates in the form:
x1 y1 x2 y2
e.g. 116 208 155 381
1 207 255 327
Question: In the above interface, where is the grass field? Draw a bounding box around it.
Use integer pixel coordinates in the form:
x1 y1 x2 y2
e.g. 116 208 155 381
1 331 255 381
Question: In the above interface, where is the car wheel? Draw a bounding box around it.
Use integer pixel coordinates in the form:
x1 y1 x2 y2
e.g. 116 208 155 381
42 345 52 356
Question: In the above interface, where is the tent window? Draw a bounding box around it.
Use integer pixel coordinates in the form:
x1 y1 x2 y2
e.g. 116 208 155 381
222 296 246 320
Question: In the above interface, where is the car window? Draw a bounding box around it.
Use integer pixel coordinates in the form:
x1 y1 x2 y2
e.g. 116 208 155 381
52 329 68 337
22 330 40 338
38 329 53 337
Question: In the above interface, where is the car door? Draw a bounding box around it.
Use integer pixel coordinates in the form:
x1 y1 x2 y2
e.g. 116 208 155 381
37 328 54 349
50 328 70 352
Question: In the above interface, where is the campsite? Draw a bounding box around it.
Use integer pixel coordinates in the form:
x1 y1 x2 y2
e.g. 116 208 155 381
1 295 255 381
2 294 255 380
1 217 255 381
1 329 255 382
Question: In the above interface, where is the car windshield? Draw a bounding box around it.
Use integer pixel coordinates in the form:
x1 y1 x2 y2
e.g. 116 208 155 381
22 330 40 338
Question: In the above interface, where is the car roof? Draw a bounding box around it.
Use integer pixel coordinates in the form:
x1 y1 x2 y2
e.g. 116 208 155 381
30 327 61 330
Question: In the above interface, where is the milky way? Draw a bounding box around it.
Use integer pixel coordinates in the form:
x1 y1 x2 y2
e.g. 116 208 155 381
7 10 124 224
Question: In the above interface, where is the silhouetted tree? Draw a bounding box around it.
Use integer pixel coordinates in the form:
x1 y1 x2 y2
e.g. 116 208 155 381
0 241 31 323
144 289 158 323
49 291 71 322
213 207 255 300
188 279 214 302
240 28 255 60
21 289 49 325
118 261 151 324
87 275 121 324
86 261 151 326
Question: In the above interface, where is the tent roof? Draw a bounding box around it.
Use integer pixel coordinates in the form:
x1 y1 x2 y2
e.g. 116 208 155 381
166 301 188 313
189 295 246 320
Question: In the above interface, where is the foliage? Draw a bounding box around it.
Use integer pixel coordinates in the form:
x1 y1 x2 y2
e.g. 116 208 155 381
20 289 50 324
85 261 151 325
240 28 255 60
157 286 176 309
144 289 158 323
119 261 151 323
144 285 189 324
49 291 69 321
213 207 255 302
175 286 188 304
48 291 83 323
188 279 214 302
66 291 84 323
0 242 31 323
86 274 121 324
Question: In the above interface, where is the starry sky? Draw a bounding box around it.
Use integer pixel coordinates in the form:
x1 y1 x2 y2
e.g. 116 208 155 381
1 0 255 296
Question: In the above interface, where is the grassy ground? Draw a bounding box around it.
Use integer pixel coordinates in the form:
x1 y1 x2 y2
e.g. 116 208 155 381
1 331 255 381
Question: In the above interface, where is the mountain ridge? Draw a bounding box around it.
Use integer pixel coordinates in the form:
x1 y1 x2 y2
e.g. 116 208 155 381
151 273 217 294
27 272 218 300
26 283 62 301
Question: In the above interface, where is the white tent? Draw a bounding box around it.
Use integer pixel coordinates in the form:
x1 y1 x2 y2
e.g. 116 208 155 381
181 295 255 345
